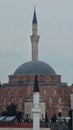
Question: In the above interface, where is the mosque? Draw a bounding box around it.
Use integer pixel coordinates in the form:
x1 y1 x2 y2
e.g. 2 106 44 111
0 9 72 119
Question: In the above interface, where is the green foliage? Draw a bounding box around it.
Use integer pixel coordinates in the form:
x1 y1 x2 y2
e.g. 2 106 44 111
1 111 7 116
68 109 72 130
16 111 23 122
45 113 48 123
51 113 57 122
1 103 23 122
6 103 17 116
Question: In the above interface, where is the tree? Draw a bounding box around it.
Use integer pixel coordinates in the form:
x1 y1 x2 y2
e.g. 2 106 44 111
6 103 17 116
16 111 23 122
2 103 23 122
51 113 57 122
44 113 48 127
45 113 48 123
1 111 7 116
0 81 1 86
68 109 72 130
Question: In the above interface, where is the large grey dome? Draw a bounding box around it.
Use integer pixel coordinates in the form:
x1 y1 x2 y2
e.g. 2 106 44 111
14 60 56 75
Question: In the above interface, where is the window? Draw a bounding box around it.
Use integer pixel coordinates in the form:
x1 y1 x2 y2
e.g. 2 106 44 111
59 97 62 104
11 96 14 103
49 78 51 81
49 96 53 103
54 89 57 94
7 89 10 95
19 96 22 104
3 98 6 105
44 89 46 95
15 89 17 95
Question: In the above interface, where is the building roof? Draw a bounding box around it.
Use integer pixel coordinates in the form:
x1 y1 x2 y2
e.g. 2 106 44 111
4 116 16 122
14 60 56 75
0 116 6 121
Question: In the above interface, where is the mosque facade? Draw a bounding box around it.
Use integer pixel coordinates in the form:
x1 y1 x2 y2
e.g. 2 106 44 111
0 9 73 119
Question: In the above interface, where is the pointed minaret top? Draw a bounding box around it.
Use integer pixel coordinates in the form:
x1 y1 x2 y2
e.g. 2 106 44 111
33 75 39 92
32 7 37 24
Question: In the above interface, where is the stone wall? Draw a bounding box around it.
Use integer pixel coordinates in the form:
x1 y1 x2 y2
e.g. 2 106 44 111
0 74 72 118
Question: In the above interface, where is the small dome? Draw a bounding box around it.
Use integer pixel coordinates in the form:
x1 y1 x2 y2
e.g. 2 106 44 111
14 60 56 75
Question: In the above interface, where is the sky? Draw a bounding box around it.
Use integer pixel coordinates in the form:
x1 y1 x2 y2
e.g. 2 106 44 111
0 0 73 85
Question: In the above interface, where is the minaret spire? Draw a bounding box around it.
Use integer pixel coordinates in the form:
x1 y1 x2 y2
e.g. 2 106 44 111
30 8 40 61
33 75 39 92
32 7 37 24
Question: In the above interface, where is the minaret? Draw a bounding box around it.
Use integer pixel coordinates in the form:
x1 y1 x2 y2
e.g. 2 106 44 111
32 75 41 130
30 8 40 61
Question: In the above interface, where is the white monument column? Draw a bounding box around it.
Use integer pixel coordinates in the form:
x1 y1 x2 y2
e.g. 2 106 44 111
30 8 40 61
32 75 41 130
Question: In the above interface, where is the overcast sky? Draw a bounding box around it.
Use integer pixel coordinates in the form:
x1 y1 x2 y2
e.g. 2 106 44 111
0 0 73 85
